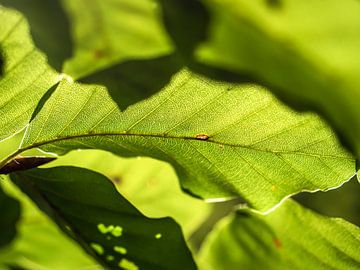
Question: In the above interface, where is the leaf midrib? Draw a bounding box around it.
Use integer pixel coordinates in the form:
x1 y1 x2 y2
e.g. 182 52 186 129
13 131 351 159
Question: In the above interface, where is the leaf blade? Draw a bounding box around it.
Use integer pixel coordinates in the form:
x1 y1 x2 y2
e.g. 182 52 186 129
61 0 173 79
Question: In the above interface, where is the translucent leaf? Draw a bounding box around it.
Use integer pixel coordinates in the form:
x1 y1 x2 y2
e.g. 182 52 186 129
9 70 355 212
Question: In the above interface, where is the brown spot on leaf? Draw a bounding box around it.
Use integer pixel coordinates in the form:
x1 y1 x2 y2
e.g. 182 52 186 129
195 134 209 140
111 176 122 185
93 49 105 59
273 238 282 249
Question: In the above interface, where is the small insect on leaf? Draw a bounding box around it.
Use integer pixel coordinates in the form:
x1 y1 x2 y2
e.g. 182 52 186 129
0 156 57 174
195 134 209 141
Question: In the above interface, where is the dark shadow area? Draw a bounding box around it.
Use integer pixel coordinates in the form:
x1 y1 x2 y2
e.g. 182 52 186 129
189 198 244 251
158 0 261 85
79 54 183 111
294 176 360 226
265 0 283 9
0 185 20 248
159 0 210 60
190 62 255 84
1 0 73 71
7 266 27 270
0 47 4 76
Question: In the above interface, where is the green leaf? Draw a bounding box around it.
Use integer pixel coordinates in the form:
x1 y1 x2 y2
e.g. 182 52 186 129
172 0 360 158
0 179 99 270
199 200 360 270
9 70 355 212
0 7 59 141
0 185 20 248
61 0 173 79
0 0 73 71
1 0 173 79
10 167 197 270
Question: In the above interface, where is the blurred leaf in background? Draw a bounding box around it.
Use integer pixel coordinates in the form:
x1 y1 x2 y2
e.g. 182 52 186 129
199 200 360 270
61 0 173 79
0 180 99 270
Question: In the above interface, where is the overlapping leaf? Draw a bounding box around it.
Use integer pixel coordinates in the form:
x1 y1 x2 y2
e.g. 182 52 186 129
4 69 353 212
0 7 59 141
162 0 360 158
0 179 98 270
199 200 360 270
49 150 211 237
61 0 173 79
11 167 196 270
